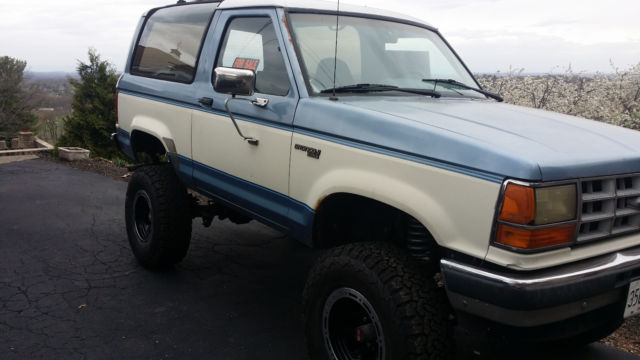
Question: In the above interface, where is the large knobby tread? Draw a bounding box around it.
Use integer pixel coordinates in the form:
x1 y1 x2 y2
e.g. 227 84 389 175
303 242 454 360
125 164 191 269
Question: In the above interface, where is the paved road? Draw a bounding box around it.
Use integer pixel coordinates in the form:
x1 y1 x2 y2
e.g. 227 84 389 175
0 158 637 360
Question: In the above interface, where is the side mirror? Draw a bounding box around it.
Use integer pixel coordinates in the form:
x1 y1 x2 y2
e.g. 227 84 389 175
213 67 264 146
213 67 255 96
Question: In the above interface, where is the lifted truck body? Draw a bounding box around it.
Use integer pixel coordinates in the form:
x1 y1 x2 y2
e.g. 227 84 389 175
113 0 640 357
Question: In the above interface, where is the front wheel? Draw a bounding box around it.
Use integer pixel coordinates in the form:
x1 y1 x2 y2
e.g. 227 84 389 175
303 242 454 360
125 164 192 269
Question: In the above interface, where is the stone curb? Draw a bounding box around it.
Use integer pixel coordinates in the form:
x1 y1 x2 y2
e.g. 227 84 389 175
0 137 54 157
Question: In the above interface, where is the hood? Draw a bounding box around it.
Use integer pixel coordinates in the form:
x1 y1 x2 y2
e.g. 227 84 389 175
294 97 640 182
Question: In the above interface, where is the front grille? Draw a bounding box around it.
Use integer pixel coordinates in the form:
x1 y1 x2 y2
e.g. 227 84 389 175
577 175 640 242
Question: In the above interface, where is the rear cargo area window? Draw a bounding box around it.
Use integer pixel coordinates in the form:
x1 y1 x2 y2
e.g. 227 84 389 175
131 4 215 83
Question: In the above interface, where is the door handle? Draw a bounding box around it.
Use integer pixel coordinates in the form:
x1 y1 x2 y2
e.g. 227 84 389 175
198 97 214 107
251 97 269 107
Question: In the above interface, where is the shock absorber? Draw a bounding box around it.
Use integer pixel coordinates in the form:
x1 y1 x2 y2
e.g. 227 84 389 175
406 216 438 264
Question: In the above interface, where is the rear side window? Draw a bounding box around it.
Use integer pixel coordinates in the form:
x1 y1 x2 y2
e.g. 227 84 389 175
131 4 215 83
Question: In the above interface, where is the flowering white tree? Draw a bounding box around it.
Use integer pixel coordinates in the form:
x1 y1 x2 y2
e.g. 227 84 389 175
476 63 640 130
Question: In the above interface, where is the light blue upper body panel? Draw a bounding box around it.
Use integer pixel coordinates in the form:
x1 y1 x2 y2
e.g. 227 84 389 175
117 3 640 184
294 96 640 182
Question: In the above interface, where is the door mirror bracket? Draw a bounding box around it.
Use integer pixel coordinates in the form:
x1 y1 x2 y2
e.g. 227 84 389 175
214 67 270 146
223 96 259 146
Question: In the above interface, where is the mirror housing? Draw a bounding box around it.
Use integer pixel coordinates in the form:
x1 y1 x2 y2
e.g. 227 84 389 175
214 67 255 96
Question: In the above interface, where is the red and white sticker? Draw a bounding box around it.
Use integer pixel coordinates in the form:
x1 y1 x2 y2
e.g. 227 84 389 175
233 57 260 71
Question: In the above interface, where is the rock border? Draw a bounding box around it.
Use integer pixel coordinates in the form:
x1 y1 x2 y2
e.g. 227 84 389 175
0 137 54 157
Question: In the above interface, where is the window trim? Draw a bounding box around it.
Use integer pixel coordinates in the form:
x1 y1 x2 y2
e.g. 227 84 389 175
212 15 292 97
129 3 217 84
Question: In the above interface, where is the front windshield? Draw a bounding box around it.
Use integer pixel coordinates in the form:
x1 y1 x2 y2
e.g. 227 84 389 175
288 13 481 98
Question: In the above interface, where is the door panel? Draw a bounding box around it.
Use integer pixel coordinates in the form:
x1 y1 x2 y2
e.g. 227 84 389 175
191 9 298 227
192 110 292 194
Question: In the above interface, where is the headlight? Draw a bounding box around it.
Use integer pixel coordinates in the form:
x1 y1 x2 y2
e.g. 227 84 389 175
494 181 577 251
534 185 577 224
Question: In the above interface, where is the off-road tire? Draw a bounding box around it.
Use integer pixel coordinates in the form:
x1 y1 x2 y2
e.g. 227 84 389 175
125 164 192 269
303 242 454 360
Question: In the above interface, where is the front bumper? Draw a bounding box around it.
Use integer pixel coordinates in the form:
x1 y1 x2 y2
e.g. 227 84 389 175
441 246 640 327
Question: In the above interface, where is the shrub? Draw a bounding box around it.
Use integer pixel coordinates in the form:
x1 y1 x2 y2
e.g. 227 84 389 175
57 49 119 158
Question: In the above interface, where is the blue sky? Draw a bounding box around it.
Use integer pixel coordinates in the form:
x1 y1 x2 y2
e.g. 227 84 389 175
1 0 638 74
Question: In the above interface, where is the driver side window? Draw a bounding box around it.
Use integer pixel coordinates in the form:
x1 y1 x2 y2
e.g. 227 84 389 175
215 17 290 96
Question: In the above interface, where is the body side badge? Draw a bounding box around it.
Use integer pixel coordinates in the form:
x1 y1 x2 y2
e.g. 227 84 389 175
294 144 321 159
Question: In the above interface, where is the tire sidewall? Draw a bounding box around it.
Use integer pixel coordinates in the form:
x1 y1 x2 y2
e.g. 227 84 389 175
125 170 163 264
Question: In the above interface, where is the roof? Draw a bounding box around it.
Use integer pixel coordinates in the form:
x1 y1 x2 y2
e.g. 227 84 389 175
216 0 433 28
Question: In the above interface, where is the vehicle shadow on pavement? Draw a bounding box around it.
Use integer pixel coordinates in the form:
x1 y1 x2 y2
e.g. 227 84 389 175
0 159 637 360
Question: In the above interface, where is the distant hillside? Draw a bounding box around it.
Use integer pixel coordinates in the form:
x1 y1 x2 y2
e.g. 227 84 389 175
22 71 75 121
24 71 79 81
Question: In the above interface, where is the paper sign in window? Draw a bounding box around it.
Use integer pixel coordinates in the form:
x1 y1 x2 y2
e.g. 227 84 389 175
233 57 260 71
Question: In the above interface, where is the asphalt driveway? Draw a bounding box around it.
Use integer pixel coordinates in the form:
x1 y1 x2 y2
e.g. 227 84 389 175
0 158 637 359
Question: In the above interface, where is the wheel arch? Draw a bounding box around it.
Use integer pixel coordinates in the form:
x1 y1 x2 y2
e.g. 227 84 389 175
306 172 456 250
311 191 444 264
130 130 169 159
128 115 177 159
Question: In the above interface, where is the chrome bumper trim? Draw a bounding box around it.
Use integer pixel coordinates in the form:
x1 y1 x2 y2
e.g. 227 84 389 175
441 245 640 290
440 246 640 326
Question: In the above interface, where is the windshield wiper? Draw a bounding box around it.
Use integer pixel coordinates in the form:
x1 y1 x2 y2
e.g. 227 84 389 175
320 83 441 98
422 78 503 102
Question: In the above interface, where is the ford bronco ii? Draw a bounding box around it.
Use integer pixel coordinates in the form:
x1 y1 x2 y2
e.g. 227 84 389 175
112 0 640 358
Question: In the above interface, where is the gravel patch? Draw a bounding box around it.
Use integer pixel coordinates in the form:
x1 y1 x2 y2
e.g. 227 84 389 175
38 153 130 181
603 317 640 356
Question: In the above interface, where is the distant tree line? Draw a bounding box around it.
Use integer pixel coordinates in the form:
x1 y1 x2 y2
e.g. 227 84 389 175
0 51 119 158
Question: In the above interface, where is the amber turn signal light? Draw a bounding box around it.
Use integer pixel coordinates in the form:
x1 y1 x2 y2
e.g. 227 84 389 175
496 224 575 250
499 184 535 225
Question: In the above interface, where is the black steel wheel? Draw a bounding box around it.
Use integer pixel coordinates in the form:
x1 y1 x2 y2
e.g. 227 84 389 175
304 242 454 360
132 189 153 241
323 287 385 360
125 164 191 269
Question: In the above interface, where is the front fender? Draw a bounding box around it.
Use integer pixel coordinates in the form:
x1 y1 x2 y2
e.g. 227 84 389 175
290 132 502 260
308 167 453 244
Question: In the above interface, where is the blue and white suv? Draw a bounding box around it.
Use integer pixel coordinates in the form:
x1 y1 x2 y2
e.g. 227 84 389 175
113 0 640 358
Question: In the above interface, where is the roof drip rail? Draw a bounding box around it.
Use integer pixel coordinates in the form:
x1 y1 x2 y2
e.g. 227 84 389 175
176 0 222 3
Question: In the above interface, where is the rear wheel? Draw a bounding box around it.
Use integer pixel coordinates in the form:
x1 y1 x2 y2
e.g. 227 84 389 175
125 164 192 269
303 242 454 360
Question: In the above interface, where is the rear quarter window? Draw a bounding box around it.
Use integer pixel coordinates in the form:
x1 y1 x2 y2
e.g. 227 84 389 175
131 3 216 83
